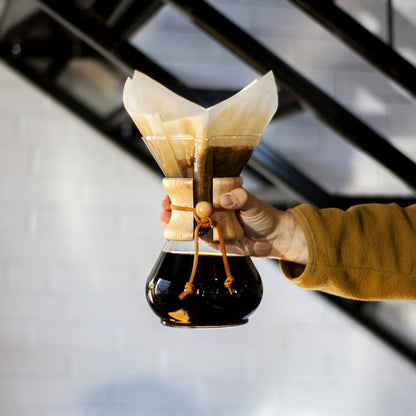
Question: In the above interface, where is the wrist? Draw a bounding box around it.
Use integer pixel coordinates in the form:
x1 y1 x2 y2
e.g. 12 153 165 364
271 211 308 264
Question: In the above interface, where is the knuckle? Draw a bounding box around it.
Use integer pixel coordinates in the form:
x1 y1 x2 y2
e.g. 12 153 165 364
232 187 249 207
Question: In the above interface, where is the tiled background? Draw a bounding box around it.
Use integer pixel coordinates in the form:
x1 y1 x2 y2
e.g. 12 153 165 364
1 0 416 415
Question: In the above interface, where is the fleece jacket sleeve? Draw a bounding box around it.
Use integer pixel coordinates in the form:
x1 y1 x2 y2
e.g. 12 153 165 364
280 203 416 300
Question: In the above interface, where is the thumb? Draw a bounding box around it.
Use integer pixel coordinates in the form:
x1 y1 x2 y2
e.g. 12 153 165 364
219 187 279 236
219 187 256 211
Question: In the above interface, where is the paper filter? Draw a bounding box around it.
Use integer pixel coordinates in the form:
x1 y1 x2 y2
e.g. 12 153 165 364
123 70 278 177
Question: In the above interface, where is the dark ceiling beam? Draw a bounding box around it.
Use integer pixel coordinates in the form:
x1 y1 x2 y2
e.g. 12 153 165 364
167 0 416 193
89 0 121 22
0 39 97 58
111 0 164 41
251 142 336 208
44 53 71 81
286 0 416 98
386 0 394 47
0 11 84 81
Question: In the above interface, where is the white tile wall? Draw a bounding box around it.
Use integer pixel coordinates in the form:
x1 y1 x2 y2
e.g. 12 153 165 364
0 1 416 415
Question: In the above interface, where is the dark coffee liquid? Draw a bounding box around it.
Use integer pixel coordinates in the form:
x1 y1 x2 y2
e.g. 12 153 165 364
146 252 263 327
176 145 255 178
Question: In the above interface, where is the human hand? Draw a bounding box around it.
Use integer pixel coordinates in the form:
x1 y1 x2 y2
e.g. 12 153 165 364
218 188 307 263
160 188 307 264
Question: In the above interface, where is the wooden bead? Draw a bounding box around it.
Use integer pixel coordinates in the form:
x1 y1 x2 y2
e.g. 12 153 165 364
195 201 213 218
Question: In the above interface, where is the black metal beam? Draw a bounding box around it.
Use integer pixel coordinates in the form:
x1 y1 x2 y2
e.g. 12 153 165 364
287 0 416 97
252 142 336 208
386 0 394 47
111 0 164 41
0 11 90 82
0 39 97 59
89 0 120 22
167 0 416 193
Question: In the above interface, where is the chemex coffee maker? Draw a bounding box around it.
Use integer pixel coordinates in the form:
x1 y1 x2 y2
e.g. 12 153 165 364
123 71 278 328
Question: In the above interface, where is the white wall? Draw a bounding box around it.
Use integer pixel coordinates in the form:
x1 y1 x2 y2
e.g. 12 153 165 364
1 58 416 415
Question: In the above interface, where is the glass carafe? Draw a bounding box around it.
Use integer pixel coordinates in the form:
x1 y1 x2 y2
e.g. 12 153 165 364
142 135 264 328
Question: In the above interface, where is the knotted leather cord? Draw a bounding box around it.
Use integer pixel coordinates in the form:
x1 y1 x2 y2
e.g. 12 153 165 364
170 204 235 300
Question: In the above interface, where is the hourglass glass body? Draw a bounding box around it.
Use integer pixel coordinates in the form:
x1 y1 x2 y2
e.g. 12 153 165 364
143 136 264 328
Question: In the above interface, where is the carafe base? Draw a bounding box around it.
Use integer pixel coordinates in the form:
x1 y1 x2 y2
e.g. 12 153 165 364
161 319 248 328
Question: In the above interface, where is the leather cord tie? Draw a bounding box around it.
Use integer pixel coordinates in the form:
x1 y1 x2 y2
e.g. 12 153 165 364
170 202 235 300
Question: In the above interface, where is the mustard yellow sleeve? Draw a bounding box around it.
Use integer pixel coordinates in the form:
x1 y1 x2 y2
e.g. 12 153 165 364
280 203 416 300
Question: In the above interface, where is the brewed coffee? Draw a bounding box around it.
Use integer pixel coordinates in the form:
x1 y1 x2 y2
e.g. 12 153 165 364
176 145 256 179
146 252 263 327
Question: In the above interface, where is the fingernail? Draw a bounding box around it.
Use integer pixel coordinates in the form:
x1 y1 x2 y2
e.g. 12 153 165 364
220 193 234 207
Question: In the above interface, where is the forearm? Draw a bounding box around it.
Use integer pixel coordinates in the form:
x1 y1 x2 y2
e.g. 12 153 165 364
281 203 416 301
